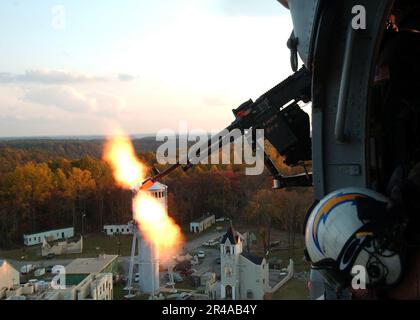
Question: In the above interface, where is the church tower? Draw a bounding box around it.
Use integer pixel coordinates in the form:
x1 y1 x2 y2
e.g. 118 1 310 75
220 225 242 300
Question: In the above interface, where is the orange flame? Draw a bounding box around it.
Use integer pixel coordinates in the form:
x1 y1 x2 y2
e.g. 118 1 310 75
103 130 183 259
133 192 183 257
103 132 146 189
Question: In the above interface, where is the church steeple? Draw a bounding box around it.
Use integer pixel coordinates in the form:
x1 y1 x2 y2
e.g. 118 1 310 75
221 224 239 245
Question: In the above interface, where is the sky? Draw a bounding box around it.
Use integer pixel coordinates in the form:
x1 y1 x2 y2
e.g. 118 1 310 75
0 0 295 137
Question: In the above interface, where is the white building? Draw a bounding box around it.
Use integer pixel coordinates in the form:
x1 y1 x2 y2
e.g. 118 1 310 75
220 226 270 300
103 224 132 236
75 273 113 300
2 255 118 300
190 214 216 234
42 236 83 257
0 260 20 293
23 227 74 246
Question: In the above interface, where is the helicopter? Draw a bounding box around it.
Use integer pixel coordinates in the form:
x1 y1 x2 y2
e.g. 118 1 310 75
135 0 420 300
281 0 420 300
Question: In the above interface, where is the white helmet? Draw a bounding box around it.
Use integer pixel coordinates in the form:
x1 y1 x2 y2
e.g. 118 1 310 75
305 187 404 290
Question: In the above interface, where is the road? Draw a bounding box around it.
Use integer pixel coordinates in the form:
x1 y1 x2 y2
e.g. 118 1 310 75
183 231 224 252
117 230 224 277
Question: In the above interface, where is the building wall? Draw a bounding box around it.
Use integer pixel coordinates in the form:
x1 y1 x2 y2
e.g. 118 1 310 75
203 215 215 229
0 261 19 289
220 239 242 299
88 273 113 300
190 222 203 233
23 227 74 246
41 236 83 257
238 257 269 300
190 215 215 233
103 224 132 236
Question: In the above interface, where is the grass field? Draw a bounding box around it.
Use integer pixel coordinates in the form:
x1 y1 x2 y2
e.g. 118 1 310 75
0 233 133 261
272 278 309 300
0 221 228 261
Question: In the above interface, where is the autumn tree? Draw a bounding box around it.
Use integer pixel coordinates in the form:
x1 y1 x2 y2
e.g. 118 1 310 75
55 167 96 232
245 189 285 255
5 162 54 233
276 188 314 255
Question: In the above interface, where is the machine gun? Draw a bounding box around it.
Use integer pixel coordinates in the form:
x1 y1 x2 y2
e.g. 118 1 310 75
135 67 313 192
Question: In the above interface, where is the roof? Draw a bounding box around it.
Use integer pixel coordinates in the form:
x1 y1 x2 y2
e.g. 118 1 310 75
191 214 215 224
147 181 167 191
0 259 19 272
65 274 89 286
221 225 240 244
23 226 73 237
241 252 264 265
65 255 118 274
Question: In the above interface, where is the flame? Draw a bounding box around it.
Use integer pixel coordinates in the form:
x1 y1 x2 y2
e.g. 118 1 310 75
103 129 183 259
103 131 145 189
133 192 183 257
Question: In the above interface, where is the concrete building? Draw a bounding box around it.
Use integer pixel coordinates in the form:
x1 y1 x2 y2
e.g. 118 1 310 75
103 224 132 236
220 226 270 300
41 236 83 257
23 227 74 246
65 254 118 275
2 255 118 300
0 260 20 295
190 214 216 234
75 273 113 300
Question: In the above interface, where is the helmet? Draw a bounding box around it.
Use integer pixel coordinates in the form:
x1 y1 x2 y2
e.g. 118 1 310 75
305 187 404 290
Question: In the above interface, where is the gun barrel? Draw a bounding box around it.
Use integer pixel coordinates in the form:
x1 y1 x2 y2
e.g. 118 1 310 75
134 67 311 189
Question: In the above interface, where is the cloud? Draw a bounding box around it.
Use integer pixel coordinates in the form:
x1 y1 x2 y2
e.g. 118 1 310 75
0 70 136 84
23 86 96 112
91 92 127 116
118 73 136 82
22 85 126 116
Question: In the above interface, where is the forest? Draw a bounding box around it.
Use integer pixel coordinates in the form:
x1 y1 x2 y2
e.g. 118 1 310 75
0 138 314 253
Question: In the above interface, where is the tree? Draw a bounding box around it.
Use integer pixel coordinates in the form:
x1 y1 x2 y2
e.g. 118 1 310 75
276 188 314 255
245 189 284 255
6 162 54 233
55 167 96 232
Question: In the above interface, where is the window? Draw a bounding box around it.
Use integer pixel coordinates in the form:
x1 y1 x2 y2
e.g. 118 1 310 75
247 290 254 299
224 266 232 278
225 246 231 255
62 232 65 238
110 229 113 233
116 228 119 233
